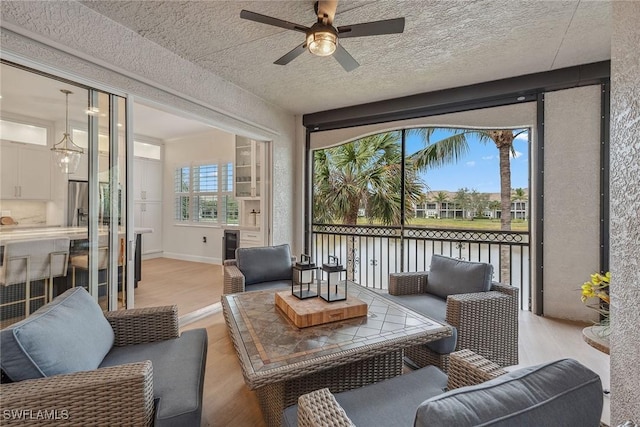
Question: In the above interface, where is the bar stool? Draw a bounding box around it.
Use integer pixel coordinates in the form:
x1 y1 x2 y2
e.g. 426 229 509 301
70 236 126 306
0 238 70 318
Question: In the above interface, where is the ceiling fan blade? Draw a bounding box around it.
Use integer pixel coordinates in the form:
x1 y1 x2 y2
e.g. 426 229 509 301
240 10 309 33
333 45 359 72
338 17 405 38
316 0 338 24
274 42 308 65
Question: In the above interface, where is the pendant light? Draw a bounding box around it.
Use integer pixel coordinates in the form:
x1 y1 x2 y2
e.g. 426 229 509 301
51 89 83 174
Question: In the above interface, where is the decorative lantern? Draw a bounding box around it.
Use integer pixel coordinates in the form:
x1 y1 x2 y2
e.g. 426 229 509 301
292 254 317 300
319 255 347 302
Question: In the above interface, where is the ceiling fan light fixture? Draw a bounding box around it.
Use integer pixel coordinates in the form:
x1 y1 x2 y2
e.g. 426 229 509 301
307 26 337 56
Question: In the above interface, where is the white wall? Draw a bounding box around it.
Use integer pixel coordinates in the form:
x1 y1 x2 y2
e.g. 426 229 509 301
543 86 601 322
162 129 235 264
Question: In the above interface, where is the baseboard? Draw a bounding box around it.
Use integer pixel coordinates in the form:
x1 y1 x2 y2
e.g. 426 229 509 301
163 252 221 264
179 302 222 328
142 252 163 260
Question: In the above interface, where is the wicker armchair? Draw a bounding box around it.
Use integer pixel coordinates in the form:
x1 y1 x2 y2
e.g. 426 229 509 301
296 350 507 427
294 350 604 427
223 244 296 294
0 305 179 426
388 266 519 371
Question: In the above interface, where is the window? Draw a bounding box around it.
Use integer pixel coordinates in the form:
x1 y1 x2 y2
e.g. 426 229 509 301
0 119 48 146
174 162 238 225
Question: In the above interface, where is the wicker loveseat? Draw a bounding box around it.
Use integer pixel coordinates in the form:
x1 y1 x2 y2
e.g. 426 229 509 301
283 350 604 427
223 243 295 294
0 287 207 426
384 255 518 371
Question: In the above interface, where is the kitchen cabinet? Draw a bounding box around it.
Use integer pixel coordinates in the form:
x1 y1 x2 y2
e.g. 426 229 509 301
0 142 51 200
134 157 163 202
235 137 263 199
135 202 163 256
133 157 163 257
239 229 263 248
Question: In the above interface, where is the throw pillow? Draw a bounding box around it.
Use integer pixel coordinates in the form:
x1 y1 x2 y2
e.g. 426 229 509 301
236 244 292 286
0 287 115 381
426 254 493 299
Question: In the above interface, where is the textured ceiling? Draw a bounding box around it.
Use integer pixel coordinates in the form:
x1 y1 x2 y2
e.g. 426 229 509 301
79 0 611 115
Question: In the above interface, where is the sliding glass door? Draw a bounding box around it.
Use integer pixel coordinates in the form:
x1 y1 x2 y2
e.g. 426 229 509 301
0 62 130 323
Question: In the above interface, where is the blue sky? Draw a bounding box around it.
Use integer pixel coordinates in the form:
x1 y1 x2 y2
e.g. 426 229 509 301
405 129 529 193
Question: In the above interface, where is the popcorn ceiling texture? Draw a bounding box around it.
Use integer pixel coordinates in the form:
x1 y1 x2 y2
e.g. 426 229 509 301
610 2 640 423
0 1 296 247
17 0 613 115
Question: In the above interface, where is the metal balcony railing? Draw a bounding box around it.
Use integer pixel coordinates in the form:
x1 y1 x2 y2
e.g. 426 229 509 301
312 223 531 310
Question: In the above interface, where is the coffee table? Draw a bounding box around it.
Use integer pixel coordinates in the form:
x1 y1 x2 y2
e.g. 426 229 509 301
221 282 452 426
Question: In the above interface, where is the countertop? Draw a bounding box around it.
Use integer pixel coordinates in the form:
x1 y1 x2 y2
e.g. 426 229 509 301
0 226 152 245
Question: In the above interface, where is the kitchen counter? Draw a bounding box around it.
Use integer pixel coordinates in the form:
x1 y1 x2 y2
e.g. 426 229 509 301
0 226 152 245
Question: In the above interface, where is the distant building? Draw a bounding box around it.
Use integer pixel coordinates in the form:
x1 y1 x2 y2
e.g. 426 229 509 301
414 189 529 220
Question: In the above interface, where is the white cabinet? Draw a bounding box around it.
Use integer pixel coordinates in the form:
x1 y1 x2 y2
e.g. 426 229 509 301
240 229 264 248
235 137 263 199
0 142 51 200
133 157 163 257
134 158 163 202
135 202 163 256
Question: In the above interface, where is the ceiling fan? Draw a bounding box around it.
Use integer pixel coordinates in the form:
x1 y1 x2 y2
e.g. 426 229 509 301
240 0 405 72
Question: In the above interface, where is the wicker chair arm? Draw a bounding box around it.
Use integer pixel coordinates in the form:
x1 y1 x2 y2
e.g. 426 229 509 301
446 287 519 367
105 305 179 346
0 362 154 426
388 272 429 295
223 259 237 266
447 349 507 390
297 388 356 427
223 263 246 294
491 282 518 297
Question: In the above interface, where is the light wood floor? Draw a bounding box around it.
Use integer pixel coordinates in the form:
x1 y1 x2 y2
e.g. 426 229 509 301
134 257 223 316
137 258 611 427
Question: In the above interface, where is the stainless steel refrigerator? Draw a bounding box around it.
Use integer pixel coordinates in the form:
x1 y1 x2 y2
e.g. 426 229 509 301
68 180 89 227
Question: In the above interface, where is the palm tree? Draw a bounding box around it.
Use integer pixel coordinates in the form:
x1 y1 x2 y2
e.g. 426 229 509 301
512 187 528 202
411 128 527 282
313 132 424 279
453 187 470 219
313 132 424 226
488 200 501 219
432 191 449 218
411 128 526 231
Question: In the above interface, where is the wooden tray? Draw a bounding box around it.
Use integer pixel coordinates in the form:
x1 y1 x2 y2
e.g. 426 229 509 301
275 291 367 328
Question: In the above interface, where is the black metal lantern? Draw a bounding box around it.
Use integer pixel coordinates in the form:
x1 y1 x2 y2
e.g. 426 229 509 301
292 254 318 300
318 255 347 302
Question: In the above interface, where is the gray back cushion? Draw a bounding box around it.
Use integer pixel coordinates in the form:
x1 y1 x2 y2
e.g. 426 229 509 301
427 255 493 299
415 358 603 427
236 244 293 286
0 287 114 381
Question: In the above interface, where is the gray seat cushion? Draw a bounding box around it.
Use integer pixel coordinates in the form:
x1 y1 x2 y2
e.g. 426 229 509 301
0 287 114 381
283 365 447 427
236 244 293 285
382 292 457 354
100 328 208 427
415 358 603 427
427 255 493 299
246 279 292 291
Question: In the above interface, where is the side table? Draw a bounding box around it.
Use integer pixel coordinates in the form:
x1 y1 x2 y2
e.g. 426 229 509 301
582 325 610 355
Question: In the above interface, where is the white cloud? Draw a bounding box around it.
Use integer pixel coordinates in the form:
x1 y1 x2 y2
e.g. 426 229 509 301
482 155 494 160
466 161 476 167
511 150 523 159
515 132 529 141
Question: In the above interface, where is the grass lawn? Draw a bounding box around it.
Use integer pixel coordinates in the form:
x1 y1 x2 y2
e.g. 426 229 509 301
358 217 529 232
